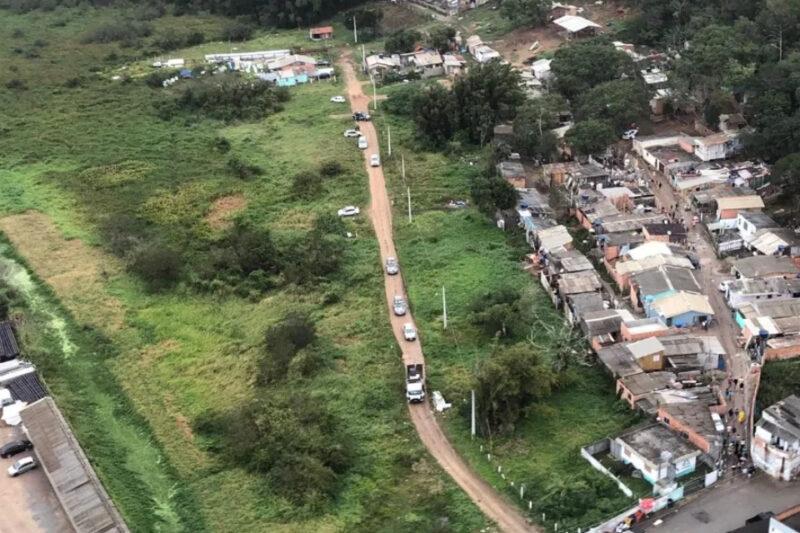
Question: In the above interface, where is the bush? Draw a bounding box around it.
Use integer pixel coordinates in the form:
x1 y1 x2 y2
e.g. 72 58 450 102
185 31 205 46
127 242 182 290
144 69 179 89
212 137 231 153
319 160 343 177
82 21 153 44
291 170 323 198
227 155 263 179
4 79 27 90
220 20 255 42
259 313 317 384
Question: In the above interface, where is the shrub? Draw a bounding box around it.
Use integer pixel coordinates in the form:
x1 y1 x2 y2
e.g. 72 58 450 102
64 76 82 88
144 69 179 88
220 20 255 42
5 79 27 90
212 137 231 153
227 155 263 179
127 242 182 290
82 21 153 44
319 160 343 177
291 170 323 198
185 31 205 46
258 313 317 384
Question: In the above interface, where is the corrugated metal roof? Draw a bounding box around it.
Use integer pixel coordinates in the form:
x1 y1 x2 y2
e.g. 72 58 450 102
717 195 765 211
558 270 601 295
651 291 714 318
0 321 19 361
21 398 130 533
627 337 665 359
733 255 799 278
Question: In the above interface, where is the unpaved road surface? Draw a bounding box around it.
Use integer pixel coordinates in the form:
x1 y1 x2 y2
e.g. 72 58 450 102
0 423 73 533
340 52 535 533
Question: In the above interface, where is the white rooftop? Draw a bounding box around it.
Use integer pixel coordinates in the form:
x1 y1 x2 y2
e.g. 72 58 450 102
554 15 601 33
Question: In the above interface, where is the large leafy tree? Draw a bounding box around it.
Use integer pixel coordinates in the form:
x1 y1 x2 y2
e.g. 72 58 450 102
565 119 615 156
411 84 456 147
512 95 565 161
551 39 634 101
500 0 550 28
453 62 524 144
576 80 649 133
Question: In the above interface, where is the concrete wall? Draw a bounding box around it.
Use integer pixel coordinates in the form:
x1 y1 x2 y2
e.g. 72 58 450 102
581 438 634 498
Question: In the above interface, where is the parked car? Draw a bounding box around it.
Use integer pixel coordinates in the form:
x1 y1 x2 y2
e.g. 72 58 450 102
0 439 32 459
337 206 360 217
385 256 399 275
393 295 407 316
718 280 732 292
330 95 346 103
402 323 416 341
7 456 36 477
343 128 361 138
370 154 381 167
358 136 368 149
353 111 371 121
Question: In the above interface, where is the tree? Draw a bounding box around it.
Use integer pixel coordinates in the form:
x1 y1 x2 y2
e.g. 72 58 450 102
343 7 384 40
772 153 800 197
551 39 634 100
428 25 456 53
703 89 737 130
385 29 422 54
453 62 524 144
412 84 456 147
565 119 615 156
128 242 182 290
470 175 518 216
469 287 532 338
500 0 549 28
224 221 280 276
576 80 649 133
513 95 566 161
756 0 800 61
474 343 558 435
258 313 317 384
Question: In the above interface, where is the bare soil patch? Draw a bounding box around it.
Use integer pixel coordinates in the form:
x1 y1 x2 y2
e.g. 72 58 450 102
0 211 125 333
205 194 247 230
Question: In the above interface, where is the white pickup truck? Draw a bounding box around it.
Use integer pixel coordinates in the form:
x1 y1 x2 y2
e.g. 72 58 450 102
406 364 425 404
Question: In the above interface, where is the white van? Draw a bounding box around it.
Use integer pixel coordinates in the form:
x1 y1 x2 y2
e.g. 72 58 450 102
357 136 368 149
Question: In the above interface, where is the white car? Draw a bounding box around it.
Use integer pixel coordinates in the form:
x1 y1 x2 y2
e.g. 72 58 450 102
403 323 416 341
7 456 36 477
344 129 360 138
337 206 360 217
370 154 381 167
330 95 346 103
358 136 368 149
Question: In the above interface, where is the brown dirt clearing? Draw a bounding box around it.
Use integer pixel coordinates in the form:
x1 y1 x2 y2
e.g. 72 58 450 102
205 194 247 230
0 211 126 333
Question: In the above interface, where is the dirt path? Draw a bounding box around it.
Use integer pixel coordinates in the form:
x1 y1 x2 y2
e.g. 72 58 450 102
339 52 535 533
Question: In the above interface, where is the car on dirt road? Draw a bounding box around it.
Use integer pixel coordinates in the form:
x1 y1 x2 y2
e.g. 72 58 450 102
402 323 416 341
385 257 399 275
393 295 407 316
337 206 360 217
0 439 32 459
7 456 36 477
353 111 371 121
330 95 346 103
343 128 360 138
370 154 380 167
358 136 368 149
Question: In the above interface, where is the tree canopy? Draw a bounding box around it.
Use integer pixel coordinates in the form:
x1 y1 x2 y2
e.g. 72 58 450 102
565 119 616 156
576 79 648 133
551 39 634 101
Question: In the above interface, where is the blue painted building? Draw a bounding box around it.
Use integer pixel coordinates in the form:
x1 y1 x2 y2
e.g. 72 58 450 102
650 291 714 328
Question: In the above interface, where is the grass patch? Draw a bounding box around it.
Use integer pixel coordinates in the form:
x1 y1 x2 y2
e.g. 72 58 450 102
0 6 489 532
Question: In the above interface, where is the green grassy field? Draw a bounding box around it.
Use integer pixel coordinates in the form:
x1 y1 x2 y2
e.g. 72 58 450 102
374 82 642 530
0 7 488 532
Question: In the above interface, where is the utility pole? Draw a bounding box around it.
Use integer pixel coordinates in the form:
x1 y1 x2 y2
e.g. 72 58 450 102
372 78 378 111
387 125 392 156
401 154 406 181
353 15 358 44
471 389 476 438
442 286 448 329
407 186 412 222
361 44 366 72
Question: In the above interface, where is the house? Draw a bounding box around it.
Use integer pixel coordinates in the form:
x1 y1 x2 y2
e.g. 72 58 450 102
309 26 333 40
617 371 677 410
403 50 444 78
749 228 800 257
580 309 635 352
553 15 601 39
443 53 466 76
598 212 665 234
465 35 484 55
556 270 602 301
623 240 673 262
205 49 291 65
620 317 672 342
724 277 800 309
597 344 644 379
550 2 578 18
0 321 20 362
575 196 620 231
627 336 668 372
694 132 743 162
736 299 800 329
630 265 701 311
493 124 515 147
610 424 701 488
563 162 610 192
365 54 402 79
736 210 780 242
643 223 687 245
542 249 594 278
658 403 724 459
641 67 668 87
732 256 800 280
717 196 766 223
649 291 714 328
535 225 573 255
751 395 800 481
473 44 501 63
608 254 694 292
565 292 606 324
597 231 646 263
531 58 552 81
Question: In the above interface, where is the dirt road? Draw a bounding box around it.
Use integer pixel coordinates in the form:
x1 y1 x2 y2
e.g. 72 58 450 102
339 52 535 533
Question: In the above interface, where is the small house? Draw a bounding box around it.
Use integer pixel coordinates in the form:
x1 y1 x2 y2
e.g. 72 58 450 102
751 395 800 481
649 291 714 328
620 318 671 342
465 35 484 56
732 255 800 280
580 309 635 352
531 59 552 81
309 26 334 40
717 196 766 223
496 160 526 188
694 132 742 162
616 371 677 410
626 337 667 372
630 265 701 311
658 403 723 459
473 45 501 63
736 211 777 244
596 231 646 263
403 50 444 78
443 53 466 77
611 424 701 488
643 223 687 245
553 15 601 39
724 277 800 309
535 225 573 255
749 228 800 257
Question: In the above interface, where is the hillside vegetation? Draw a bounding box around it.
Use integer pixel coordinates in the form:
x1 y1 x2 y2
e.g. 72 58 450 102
0 6 487 532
